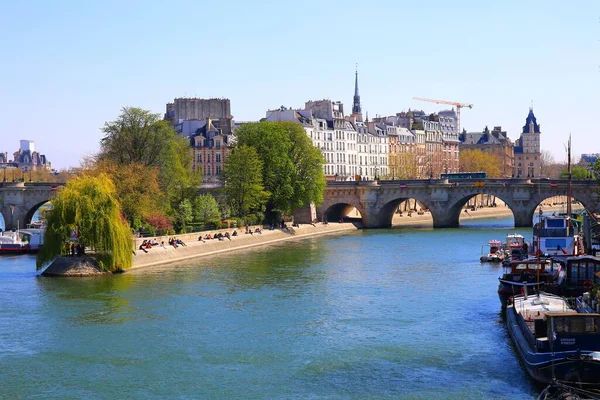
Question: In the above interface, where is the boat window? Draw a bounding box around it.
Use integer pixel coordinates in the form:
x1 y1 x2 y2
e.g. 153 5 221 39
546 219 566 228
555 318 569 333
585 318 598 333
545 239 566 250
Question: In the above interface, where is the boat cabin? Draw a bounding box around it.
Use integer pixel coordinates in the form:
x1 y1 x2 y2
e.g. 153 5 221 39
541 312 600 352
552 256 600 296
503 260 557 285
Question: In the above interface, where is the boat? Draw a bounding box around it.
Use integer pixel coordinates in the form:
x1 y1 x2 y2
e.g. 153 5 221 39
531 212 585 259
546 256 600 298
502 233 529 266
480 240 505 262
498 259 562 307
531 137 586 260
506 290 600 388
0 231 31 254
538 379 600 399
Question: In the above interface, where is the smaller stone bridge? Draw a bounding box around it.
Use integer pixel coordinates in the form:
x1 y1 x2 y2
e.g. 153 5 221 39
0 182 61 230
296 179 600 229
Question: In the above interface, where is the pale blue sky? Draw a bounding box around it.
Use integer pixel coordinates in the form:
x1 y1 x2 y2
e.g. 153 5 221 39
0 0 598 169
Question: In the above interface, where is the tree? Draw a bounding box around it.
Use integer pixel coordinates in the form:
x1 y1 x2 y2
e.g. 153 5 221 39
539 150 556 178
89 160 164 229
459 150 501 178
234 121 326 216
193 194 220 224
223 145 270 218
560 166 589 180
397 153 418 179
175 199 193 233
36 174 133 272
98 107 201 229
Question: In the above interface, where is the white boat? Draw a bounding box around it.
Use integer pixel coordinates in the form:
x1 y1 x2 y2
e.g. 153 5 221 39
0 228 44 254
0 231 30 254
480 240 505 262
502 233 529 266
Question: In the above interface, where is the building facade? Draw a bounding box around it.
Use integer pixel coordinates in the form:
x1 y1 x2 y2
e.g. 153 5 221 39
189 119 234 184
513 108 541 178
2 140 52 171
165 98 231 122
459 126 515 178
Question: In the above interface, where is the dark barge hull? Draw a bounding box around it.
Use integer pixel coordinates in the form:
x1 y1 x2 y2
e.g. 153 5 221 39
506 305 600 388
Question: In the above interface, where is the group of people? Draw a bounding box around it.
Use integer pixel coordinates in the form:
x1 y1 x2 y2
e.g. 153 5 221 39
199 230 240 242
137 237 186 253
63 242 85 257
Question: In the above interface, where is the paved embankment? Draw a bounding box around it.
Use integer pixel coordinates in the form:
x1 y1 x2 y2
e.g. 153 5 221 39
131 223 359 270
392 204 583 228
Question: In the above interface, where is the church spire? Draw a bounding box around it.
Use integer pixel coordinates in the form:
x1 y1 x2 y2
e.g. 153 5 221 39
352 64 362 117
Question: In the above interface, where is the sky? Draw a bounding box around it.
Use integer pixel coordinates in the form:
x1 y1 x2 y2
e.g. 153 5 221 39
0 0 598 170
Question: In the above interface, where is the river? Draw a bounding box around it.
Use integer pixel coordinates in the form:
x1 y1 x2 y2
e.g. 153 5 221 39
0 217 540 399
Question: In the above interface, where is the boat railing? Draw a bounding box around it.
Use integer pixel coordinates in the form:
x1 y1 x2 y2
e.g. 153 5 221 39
515 308 538 350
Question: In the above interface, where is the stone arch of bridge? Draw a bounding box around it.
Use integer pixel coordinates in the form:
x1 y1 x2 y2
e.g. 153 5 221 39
321 202 364 224
375 196 435 228
24 200 52 227
451 192 517 226
0 211 5 231
527 193 593 224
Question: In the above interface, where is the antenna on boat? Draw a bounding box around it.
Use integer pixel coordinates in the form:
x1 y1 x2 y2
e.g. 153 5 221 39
566 134 572 237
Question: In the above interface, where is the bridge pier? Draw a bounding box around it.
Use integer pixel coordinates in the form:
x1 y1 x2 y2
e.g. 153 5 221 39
513 209 534 228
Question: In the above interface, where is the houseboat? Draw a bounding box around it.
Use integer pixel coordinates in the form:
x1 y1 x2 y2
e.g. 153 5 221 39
506 290 600 388
498 259 562 307
546 256 600 298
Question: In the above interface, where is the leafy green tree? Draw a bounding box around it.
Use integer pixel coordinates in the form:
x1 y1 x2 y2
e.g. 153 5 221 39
193 194 220 224
234 121 326 215
175 199 193 233
90 160 164 230
98 107 201 227
560 166 590 180
223 145 270 217
36 174 133 272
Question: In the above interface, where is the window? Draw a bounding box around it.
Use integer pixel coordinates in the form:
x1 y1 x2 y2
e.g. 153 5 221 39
216 153 221 163
197 153 202 163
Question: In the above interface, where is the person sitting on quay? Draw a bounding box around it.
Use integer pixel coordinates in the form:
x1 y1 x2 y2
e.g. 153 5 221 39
139 241 149 253
150 238 159 246
176 238 186 247
161 241 166 249
168 238 178 248
198 235 206 242
224 232 231 240
254 227 262 234
232 230 238 237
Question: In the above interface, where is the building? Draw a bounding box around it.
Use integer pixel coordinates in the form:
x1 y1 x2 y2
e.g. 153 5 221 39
189 118 234 184
513 108 541 178
459 126 514 178
165 97 231 122
6 140 52 171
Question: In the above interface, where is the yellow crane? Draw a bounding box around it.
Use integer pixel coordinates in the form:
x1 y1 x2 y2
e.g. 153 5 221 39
413 97 473 133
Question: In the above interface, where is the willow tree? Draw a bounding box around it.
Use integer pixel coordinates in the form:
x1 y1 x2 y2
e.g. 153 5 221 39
36 174 133 272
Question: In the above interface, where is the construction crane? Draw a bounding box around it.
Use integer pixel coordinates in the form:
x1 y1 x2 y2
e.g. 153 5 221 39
412 97 473 133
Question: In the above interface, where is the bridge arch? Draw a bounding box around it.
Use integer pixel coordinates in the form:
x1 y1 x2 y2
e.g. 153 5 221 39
23 200 52 227
451 193 517 226
322 202 364 223
0 211 5 231
374 196 435 228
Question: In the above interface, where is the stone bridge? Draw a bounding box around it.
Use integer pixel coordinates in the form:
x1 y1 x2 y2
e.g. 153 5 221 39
300 178 600 228
0 182 61 230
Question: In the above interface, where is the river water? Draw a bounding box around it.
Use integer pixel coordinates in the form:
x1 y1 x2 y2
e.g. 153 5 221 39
0 217 540 399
